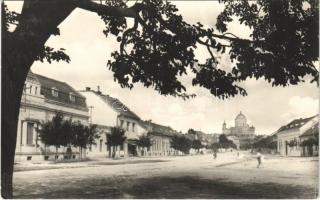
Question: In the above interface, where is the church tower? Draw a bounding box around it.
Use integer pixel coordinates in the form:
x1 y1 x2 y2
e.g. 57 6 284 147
222 120 227 134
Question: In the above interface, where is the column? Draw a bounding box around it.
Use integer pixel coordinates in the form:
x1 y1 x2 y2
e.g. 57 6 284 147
21 122 27 147
123 142 128 157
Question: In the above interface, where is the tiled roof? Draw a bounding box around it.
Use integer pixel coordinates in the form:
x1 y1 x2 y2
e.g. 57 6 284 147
31 72 87 108
145 121 179 137
277 115 318 133
99 93 141 120
82 90 141 120
300 122 319 137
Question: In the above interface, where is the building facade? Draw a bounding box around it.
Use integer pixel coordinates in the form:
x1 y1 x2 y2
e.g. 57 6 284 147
277 115 318 156
144 121 179 156
15 71 89 162
79 87 148 157
300 122 319 156
222 111 255 149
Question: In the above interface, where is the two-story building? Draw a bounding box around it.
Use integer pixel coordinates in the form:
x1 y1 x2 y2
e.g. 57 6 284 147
276 115 318 156
79 87 148 157
15 71 89 162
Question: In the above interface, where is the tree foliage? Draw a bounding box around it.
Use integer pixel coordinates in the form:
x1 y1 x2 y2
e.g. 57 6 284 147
40 112 72 149
98 0 319 99
192 139 203 152
170 135 192 154
218 134 236 149
106 127 126 158
252 135 277 149
40 112 99 157
137 135 152 148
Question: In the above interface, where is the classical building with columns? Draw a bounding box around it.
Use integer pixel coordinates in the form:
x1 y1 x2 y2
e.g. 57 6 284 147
222 111 255 149
79 87 148 157
15 71 89 162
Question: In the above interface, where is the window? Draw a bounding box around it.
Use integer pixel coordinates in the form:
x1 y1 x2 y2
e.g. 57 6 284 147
23 84 26 93
26 122 34 145
29 85 32 94
51 87 58 97
126 122 130 131
35 87 38 95
132 123 136 132
99 139 103 152
69 93 76 102
120 120 124 128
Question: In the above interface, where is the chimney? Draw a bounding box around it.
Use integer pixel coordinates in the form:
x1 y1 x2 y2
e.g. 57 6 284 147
96 86 102 94
85 87 91 91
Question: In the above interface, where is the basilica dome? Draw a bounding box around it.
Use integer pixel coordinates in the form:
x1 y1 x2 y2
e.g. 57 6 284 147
235 111 247 127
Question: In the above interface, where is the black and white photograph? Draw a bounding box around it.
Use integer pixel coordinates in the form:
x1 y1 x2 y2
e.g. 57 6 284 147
1 0 319 199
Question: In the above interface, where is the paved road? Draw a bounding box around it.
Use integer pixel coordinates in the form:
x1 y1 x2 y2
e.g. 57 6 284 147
13 153 318 198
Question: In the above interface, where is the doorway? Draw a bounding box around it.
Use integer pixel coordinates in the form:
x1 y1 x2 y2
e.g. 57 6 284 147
128 143 137 156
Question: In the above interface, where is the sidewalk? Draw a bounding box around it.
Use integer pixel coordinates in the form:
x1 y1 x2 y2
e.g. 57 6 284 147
13 156 172 172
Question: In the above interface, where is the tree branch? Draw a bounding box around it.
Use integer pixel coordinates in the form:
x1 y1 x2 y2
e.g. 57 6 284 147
120 19 138 56
77 0 138 18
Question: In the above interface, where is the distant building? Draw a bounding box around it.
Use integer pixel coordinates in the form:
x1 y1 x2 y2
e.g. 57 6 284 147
276 115 318 156
79 87 148 157
222 111 255 149
144 121 179 156
299 122 319 156
16 71 89 162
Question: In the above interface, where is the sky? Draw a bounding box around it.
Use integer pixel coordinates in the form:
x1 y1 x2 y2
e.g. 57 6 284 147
6 1 319 135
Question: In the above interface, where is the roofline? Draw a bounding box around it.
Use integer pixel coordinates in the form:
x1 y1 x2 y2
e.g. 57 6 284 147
34 73 86 98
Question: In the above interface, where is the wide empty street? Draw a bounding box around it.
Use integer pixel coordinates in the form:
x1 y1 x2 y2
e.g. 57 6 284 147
13 152 318 199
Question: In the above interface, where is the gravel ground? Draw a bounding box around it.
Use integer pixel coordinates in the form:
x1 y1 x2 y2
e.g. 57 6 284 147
13 152 318 199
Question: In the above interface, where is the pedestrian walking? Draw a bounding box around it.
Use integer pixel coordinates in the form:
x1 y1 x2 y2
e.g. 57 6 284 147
213 149 217 159
257 152 262 168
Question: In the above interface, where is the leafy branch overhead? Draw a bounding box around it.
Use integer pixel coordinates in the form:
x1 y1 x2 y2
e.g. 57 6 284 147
4 0 319 99
99 0 319 99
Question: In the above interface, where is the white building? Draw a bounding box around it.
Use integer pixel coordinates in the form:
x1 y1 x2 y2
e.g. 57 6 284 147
79 87 148 157
276 115 318 156
16 71 89 162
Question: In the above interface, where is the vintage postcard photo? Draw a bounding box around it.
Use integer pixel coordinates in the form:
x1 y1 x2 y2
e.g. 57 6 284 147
1 0 319 199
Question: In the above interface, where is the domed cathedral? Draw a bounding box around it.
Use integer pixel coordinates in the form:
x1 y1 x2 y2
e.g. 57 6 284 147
222 111 255 149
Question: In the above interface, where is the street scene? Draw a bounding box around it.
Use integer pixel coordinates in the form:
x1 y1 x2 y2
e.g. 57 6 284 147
3 0 319 199
13 153 318 199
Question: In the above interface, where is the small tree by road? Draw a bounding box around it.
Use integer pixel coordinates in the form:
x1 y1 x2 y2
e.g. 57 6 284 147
72 122 99 159
39 112 73 161
192 139 203 153
137 135 152 156
106 127 126 158
40 112 99 160
171 135 192 155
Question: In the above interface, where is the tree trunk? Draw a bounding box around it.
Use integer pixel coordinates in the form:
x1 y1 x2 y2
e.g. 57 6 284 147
112 146 116 158
108 145 111 158
2 1 76 197
55 147 58 162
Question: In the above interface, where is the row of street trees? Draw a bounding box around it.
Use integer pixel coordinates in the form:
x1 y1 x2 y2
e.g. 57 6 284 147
209 134 237 151
105 127 153 158
39 112 100 161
